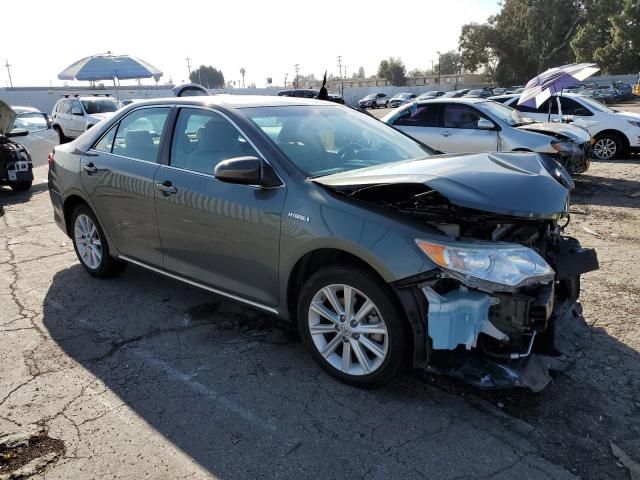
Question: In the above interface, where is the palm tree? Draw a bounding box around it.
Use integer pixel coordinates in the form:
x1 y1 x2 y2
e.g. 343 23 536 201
240 68 246 88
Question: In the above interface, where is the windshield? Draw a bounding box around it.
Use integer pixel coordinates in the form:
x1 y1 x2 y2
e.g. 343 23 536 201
573 95 613 113
480 101 534 126
81 99 118 114
244 105 432 177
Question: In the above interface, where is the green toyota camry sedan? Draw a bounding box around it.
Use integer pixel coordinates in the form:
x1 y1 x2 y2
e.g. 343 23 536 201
48 95 598 391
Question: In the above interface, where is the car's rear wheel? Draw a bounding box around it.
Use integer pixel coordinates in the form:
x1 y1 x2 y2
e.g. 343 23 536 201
71 204 126 278
9 181 32 192
54 126 67 144
297 266 407 388
593 133 623 160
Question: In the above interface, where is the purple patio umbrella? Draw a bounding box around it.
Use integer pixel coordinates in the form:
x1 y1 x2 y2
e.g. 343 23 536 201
517 63 600 119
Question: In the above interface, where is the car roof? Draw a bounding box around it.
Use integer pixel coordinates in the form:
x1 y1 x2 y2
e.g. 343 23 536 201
118 94 338 109
415 97 488 105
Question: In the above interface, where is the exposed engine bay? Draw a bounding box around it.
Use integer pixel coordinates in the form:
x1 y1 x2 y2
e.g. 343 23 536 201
339 181 599 391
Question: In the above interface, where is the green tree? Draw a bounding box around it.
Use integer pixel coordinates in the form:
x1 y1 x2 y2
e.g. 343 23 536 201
437 50 462 75
190 65 225 88
592 0 640 73
459 0 584 85
377 57 407 86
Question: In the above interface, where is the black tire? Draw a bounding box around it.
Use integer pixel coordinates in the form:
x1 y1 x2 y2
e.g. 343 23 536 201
10 181 32 192
297 266 408 388
54 126 67 144
593 133 624 160
385 101 389 108
371 102 377 109
70 204 126 278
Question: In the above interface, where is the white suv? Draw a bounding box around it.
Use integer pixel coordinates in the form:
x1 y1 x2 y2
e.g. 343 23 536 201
51 96 119 142
490 93 640 160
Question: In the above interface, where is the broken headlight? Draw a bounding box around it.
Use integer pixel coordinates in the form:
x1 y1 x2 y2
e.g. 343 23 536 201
415 239 555 290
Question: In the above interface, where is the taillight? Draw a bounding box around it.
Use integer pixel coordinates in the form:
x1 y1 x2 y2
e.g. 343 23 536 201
48 151 54 168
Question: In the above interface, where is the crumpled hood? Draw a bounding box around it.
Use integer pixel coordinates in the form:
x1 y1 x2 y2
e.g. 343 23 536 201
517 122 591 143
314 152 571 219
0 100 16 136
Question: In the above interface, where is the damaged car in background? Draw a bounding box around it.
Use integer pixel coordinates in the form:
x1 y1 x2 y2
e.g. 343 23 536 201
383 98 593 175
49 97 598 392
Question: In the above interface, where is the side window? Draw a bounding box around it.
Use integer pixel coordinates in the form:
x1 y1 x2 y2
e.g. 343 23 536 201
560 97 592 116
14 113 48 132
59 101 71 114
170 108 258 175
394 104 440 127
442 104 485 129
71 100 82 114
112 107 170 162
94 124 118 153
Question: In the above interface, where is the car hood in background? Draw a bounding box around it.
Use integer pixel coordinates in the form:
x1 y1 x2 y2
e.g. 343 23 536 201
517 122 591 143
0 100 16 136
314 152 571 219
88 112 115 121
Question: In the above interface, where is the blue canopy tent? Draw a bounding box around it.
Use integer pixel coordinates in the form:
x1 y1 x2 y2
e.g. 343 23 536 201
58 52 163 102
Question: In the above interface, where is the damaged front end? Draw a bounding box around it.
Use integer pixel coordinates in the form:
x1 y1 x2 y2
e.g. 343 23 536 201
315 152 599 391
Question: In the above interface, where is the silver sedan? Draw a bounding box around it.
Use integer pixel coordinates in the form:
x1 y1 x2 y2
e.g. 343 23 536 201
382 98 593 174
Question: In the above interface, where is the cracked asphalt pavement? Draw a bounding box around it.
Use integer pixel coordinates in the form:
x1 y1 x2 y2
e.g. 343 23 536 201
1 156 639 479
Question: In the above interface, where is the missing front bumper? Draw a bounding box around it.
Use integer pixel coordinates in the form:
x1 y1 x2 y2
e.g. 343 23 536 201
425 301 587 392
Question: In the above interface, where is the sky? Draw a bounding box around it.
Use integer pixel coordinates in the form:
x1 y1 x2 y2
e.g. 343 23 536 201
1 0 500 88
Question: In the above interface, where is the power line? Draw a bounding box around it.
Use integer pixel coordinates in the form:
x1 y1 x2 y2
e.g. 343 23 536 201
5 59 13 88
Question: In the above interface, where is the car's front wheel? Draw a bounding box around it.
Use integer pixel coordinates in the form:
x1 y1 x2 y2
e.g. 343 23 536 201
593 133 623 160
9 181 32 192
71 204 126 278
298 266 407 388
371 102 377 109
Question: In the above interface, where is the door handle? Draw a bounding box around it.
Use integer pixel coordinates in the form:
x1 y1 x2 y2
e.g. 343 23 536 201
441 131 452 137
82 163 98 175
156 181 177 195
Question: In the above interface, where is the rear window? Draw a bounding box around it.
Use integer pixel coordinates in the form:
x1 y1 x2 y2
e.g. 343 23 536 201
81 99 119 114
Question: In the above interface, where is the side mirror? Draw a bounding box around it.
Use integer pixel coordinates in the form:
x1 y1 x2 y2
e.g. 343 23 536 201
477 118 495 130
71 107 83 116
214 156 280 187
7 128 29 138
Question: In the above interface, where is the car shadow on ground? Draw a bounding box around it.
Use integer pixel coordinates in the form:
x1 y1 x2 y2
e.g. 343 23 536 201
0 182 49 216
573 165 640 209
41 264 639 479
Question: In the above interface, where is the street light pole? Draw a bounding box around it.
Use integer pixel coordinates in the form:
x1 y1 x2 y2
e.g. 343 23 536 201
294 64 300 89
437 51 441 85
5 59 13 88
185 57 192 80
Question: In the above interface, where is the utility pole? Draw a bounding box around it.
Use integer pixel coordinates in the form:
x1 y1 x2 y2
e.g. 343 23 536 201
5 59 13 88
284 73 288 88
336 56 343 78
437 51 441 85
294 64 300 89
185 57 192 80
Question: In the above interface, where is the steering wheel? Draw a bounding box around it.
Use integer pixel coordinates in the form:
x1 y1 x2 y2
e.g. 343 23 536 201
337 143 361 162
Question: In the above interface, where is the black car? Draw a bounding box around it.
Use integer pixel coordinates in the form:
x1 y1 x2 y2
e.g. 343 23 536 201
0 101 34 191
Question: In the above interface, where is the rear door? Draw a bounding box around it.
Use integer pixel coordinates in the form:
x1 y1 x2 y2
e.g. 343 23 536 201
81 106 171 266
69 100 86 137
439 103 498 153
390 103 442 150
154 107 286 305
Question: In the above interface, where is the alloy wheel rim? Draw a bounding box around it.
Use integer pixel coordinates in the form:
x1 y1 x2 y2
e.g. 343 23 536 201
308 284 389 376
594 138 617 159
74 214 102 269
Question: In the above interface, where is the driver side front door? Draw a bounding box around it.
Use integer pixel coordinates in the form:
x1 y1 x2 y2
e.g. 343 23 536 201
438 103 498 153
